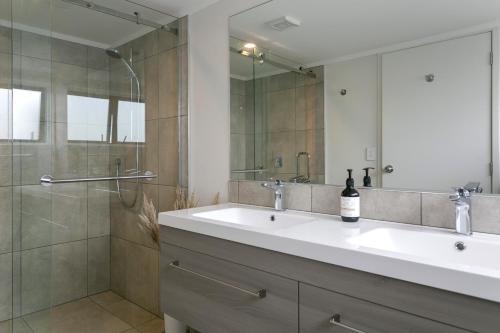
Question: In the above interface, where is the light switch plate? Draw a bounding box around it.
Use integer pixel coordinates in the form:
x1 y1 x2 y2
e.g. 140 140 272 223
366 147 377 161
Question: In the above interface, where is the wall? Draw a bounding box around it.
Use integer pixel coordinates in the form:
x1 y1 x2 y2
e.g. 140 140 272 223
109 17 188 316
188 0 269 205
230 180 500 234
0 26 111 320
324 55 378 186
230 68 325 183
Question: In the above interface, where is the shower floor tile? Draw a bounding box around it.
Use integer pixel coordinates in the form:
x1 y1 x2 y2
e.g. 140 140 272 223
0 291 164 333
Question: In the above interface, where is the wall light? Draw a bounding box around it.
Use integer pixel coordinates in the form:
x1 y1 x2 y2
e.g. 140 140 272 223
243 42 256 49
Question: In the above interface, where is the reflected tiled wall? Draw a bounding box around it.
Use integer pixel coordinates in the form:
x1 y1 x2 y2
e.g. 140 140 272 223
230 67 325 183
109 17 188 316
0 26 111 321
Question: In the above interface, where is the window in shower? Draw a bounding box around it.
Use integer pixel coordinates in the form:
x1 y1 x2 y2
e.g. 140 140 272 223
0 88 42 141
67 95 110 142
116 100 145 143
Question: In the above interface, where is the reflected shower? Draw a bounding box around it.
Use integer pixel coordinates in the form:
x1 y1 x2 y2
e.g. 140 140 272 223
105 48 141 209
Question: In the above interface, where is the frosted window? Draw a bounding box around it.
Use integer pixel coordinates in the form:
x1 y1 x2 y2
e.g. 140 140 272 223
67 95 109 141
117 100 145 143
0 88 42 141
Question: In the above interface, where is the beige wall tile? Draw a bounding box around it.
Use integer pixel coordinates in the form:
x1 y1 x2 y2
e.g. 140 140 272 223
20 246 51 314
158 49 178 119
422 192 455 229
472 195 500 234
51 38 87 67
143 120 159 183
20 31 51 60
0 253 12 321
266 89 296 131
311 185 342 215
285 184 312 211
125 242 159 314
110 236 127 297
87 46 109 71
144 55 159 120
52 63 88 123
51 183 87 244
0 144 12 186
105 299 156 327
158 117 179 186
266 131 296 175
88 236 110 294
159 185 176 212
238 181 273 207
0 187 12 254
358 188 421 224
228 181 238 203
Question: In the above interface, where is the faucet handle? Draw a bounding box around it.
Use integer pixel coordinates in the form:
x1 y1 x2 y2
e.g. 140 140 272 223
450 187 470 199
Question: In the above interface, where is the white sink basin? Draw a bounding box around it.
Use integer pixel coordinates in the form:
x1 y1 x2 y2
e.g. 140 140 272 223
193 207 315 230
347 227 500 272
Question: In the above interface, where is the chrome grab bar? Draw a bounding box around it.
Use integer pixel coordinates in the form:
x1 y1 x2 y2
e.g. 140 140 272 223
169 260 267 298
330 314 367 333
231 168 268 174
40 171 156 185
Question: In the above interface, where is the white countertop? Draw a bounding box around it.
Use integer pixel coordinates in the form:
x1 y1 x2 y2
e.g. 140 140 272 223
159 203 500 303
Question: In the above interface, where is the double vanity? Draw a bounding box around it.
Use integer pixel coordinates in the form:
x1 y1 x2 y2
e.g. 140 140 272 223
159 202 500 333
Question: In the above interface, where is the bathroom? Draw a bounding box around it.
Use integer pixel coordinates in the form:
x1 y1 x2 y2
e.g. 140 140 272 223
1 0 500 332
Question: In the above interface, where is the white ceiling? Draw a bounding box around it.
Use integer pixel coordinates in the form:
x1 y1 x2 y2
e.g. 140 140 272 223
229 0 500 76
0 0 179 48
130 0 220 17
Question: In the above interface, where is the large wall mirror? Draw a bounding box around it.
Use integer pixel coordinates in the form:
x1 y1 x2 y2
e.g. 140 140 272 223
229 0 500 193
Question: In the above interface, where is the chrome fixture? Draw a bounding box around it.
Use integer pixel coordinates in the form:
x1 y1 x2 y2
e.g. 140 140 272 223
449 185 475 236
383 165 394 173
169 260 266 298
330 314 367 333
290 152 310 183
262 180 286 211
455 241 466 251
105 49 141 208
61 0 177 33
229 45 316 78
40 172 156 185
231 168 268 174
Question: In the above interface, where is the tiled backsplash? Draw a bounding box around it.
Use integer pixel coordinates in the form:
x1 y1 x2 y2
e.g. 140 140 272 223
229 180 500 235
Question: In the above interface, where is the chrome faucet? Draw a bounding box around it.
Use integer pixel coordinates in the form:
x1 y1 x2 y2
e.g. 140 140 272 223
262 180 286 211
449 182 482 236
449 187 472 235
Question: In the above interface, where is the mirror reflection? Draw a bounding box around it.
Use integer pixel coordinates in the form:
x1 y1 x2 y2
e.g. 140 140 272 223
229 0 500 193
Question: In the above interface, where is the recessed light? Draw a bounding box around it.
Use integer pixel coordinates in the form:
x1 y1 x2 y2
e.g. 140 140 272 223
243 43 256 49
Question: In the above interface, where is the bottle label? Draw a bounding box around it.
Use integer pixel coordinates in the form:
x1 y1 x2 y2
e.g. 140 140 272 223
341 197 360 218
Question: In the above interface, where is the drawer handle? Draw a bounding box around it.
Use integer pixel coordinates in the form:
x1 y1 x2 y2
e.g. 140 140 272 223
330 314 367 333
169 260 267 298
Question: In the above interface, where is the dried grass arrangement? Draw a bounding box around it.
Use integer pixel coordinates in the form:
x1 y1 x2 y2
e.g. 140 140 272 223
138 193 159 244
173 185 199 210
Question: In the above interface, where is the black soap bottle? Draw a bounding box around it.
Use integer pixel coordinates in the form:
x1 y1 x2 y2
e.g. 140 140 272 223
341 169 360 222
362 167 374 187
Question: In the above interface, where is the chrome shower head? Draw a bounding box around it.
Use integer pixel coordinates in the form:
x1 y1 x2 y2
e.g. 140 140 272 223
105 48 122 59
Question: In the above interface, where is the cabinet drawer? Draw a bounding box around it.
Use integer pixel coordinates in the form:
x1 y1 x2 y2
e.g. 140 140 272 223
160 243 298 333
300 283 470 333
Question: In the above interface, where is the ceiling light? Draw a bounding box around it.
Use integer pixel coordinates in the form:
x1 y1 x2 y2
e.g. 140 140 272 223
243 43 256 49
239 49 251 56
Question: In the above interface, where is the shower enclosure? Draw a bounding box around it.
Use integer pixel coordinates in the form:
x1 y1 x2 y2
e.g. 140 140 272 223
0 0 187 331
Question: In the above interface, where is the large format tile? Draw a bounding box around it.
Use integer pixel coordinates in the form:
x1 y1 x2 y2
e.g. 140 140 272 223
51 183 87 244
0 318 32 333
52 62 88 123
51 38 87 67
238 181 273 207
102 299 156 328
144 55 159 120
265 89 296 132
422 192 455 229
0 253 12 322
228 181 238 203
285 184 312 211
135 318 164 333
0 187 12 254
158 49 178 119
311 185 342 215
20 246 52 314
87 182 110 238
88 236 110 295
357 188 421 224
23 298 131 333
158 117 178 186
20 31 51 60
110 237 127 296
471 195 500 234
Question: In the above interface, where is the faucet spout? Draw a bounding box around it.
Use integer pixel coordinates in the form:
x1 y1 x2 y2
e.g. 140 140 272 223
449 186 473 236
262 180 286 211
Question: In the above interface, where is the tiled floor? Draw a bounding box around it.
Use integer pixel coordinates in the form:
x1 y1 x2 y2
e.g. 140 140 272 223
0 291 164 333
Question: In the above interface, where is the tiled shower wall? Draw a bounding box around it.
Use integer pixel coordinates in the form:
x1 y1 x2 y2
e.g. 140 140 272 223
0 27 112 320
230 67 325 183
109 17 189 316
